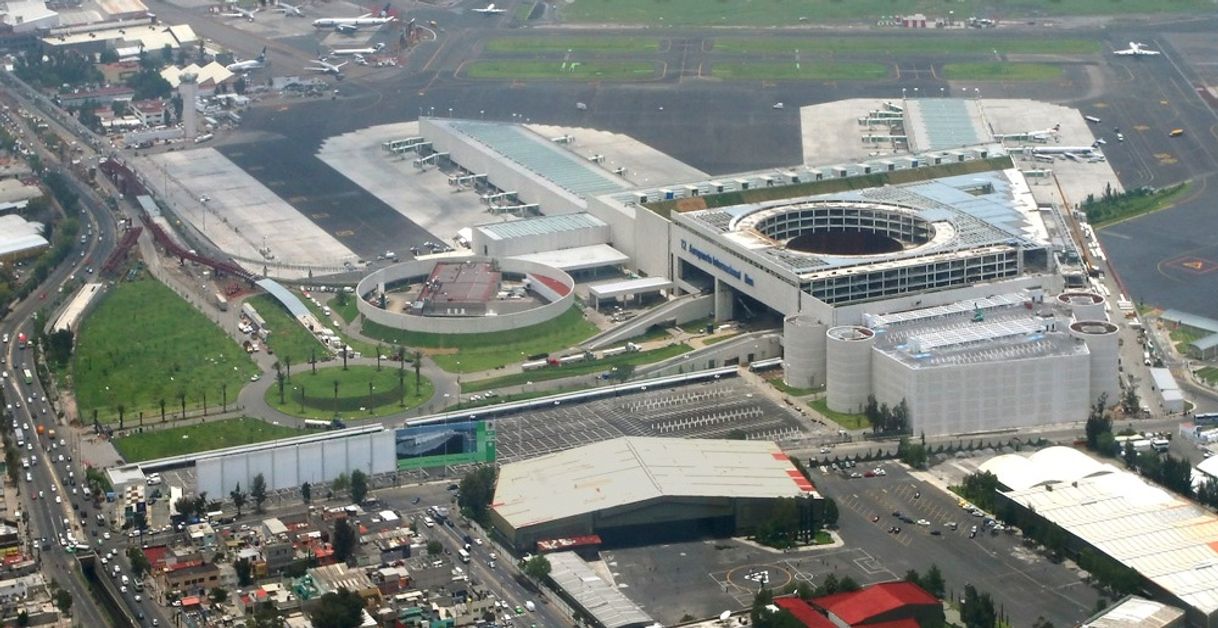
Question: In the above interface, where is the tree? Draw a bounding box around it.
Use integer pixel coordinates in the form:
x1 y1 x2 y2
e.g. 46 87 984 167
16 610 29 626
251 473 268 513
308 588 364 628
457 465 498 525
1121 385 1140 416
1032 618 1056 628
45 328 74 367
127 547 152 579
523 555 551 581
231 483 247 517
821 497 839 528
349 469 368 505
250 602 285 628
235 558 254 586
1122 439 1138 469
923 564 946 599
609 363 635 383
54 589 72 614
897 436 928 469
332 517 357 563
302 482 312 504
426 540 443 556
210 587 229 604
1085 392 1111 451
961 584 998 628
175 496 196 519
332 472 349 495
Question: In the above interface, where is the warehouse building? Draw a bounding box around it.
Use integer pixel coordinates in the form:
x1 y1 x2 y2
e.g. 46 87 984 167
0 214 49 263
490 437 819 552
982 447 1218 627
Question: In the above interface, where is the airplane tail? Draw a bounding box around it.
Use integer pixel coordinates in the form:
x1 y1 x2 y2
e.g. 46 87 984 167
379 2 391 17
257 46 267 60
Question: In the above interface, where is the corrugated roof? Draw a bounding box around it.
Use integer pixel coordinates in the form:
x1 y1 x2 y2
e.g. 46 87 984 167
1161 309 1218 334
509 244 628 273
493 437 814 530
255 278 311 319
906 98 988 151
1001 452 1218 620
475 213 606 241
546 552 656 628
1083 596 1185 627
439 120 630 198
587 277 672 299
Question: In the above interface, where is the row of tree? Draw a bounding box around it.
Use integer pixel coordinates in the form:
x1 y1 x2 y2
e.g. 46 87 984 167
863 396 911 434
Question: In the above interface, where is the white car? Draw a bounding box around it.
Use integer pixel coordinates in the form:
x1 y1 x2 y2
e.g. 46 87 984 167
916 518 930 526
54 495 61 504
103 532 111 540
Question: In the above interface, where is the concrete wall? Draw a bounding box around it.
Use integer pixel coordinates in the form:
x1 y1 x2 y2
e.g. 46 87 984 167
195 430 396 496
420 118 586 216
356 257 576 334
671 223 801 316
639 332 781 377
871 350 1091 436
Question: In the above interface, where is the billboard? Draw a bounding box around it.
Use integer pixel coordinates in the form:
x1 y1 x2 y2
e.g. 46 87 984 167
394 421 495 470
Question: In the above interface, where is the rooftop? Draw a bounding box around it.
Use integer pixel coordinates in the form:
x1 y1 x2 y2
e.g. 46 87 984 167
995 448 1218 618
1082 596 1185 627
869 292 1087 369
546 551 656 628
493 437 815 530
432 119 631 199
508 244 629 273
475 212 606 241
676 169 1045 280
255 278 311 319
43 22 194 50
905 98 990 152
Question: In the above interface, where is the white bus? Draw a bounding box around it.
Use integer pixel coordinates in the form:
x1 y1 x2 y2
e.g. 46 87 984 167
457 548 470 563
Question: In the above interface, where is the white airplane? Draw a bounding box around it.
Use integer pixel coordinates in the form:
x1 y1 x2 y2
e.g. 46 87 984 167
305 59 347 75
1114 42 1160 57
312 3 395 32
472 3 505 14
226 47 267 72
221 5 259 21
275 1 305 16
326 42 384 57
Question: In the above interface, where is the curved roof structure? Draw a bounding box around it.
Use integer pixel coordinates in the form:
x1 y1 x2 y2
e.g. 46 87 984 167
980 446 1117 491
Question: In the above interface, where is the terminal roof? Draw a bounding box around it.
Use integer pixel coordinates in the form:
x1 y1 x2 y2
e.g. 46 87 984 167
475 213 606 241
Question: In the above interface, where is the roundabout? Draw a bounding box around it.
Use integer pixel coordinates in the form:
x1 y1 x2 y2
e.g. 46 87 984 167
264 364 435 420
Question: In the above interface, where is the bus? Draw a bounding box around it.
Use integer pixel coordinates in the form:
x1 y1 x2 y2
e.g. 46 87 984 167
1195 413 1218 426
22 368 33 385
457 548 470 563
13 428 24 448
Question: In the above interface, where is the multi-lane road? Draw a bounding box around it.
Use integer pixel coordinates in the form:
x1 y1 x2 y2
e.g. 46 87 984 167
0 78 173 627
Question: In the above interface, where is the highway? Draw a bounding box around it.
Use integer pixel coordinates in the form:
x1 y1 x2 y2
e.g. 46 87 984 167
0 77 171 627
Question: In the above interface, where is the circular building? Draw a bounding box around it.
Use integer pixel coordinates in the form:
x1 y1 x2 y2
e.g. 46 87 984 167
356 257 575 334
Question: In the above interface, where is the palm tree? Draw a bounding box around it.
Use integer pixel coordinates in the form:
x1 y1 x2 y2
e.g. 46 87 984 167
221 383 228 412
285 356 292 380
376 343 383 371
333 379 340 412
276 369 286 404
310 347 317 374
159 398 166 423
117 404 125 430
178 391 186 419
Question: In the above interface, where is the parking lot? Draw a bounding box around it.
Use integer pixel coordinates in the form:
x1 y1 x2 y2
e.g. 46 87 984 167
817 463 1103 626
492 379 806 463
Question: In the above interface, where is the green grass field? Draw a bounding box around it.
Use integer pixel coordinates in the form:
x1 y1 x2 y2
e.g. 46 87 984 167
810 397 870 430
72 279 258 422
464 60 656 80
940 62 1063 81
1196 367 1218 386
333 294 360 324
484 36 660 53
711 62 889 81
1087 183 1191 228
268 365 434 419
247 295 327 366
560 0 1208 25
361 305 598 373
1172 326 1207 353
769 378 819 398
113 417 299 463
460 343 693 392
711 36 1100 56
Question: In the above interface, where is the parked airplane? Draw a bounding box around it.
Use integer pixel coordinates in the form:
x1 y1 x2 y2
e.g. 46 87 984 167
1114 42 1160 57
226 47 267 72
221 5 259 21
306 59 347 76
275 1 305 16
472 3 505 14
327 42 385 57
312 3 395 32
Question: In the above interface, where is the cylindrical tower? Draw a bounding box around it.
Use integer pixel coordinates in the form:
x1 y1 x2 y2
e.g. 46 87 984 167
1070 320 1120 406
1057 291 1106 322
179 72 198 140
826 325 875 414
783 314 826 390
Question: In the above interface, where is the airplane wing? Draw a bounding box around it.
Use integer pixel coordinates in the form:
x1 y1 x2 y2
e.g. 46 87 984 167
335 23 358 33
1113 48 1136 56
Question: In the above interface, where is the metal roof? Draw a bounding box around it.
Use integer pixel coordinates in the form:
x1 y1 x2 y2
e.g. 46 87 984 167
1161 309 1218 334
999 449 1218 620
1149 368 1180 393
587 276 673 299
254 278 311 319
0 215 48 257
492 437 814 531
475 213 607 241
509 244 628 272
546 552 656 628
1082 596 1185 628
906 98 989 151
1191 334 1218 352
440 120 630 198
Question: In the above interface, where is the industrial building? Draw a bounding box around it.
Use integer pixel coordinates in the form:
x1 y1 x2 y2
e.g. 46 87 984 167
982 447 1218 627
545 552 656 628
489 436 819 552
0 214 49 263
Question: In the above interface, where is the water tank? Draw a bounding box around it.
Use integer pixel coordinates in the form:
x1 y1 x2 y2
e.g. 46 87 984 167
826 326 875 413
783 314 826 389
1056 291 1106 322
1070 320 1120 405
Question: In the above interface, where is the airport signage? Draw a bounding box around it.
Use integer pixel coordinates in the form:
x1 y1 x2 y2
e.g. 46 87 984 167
682 239 754 286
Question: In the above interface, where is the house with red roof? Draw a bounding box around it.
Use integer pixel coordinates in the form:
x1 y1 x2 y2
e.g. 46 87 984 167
772 581 943 627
